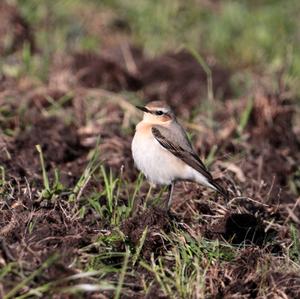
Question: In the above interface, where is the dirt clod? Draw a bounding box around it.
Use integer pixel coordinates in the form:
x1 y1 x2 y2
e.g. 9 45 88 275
72 52 142 90
122 207 171 259
2 117 87 185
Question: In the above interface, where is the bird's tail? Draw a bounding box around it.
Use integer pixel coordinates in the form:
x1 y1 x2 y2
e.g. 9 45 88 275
208 179 229 200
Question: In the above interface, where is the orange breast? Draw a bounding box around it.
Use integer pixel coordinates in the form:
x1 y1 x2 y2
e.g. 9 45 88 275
136 122 153 136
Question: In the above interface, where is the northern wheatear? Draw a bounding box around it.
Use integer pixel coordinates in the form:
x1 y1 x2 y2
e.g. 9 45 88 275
131 101 228 209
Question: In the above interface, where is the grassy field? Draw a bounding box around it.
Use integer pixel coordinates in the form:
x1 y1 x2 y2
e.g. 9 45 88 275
1 0 300 298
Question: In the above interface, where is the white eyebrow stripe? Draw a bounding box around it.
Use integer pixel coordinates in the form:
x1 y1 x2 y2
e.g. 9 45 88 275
149 107 169 113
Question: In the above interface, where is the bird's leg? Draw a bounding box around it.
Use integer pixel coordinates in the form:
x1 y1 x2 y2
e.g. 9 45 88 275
166 182 175 210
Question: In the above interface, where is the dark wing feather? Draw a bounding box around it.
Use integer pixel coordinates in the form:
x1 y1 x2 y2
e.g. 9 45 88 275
152 126 213 180
152 126 228 199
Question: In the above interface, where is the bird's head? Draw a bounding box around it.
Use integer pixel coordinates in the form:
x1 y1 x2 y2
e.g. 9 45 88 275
135 101 175 124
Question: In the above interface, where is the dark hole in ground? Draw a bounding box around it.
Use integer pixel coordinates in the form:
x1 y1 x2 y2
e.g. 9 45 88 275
223 213 271 246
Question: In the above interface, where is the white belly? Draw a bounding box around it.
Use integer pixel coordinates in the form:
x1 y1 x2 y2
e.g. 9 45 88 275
132 132 188 185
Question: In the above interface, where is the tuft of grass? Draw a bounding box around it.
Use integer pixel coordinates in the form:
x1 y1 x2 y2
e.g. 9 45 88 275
101 165 120 216
140 230 237 298
4 254 59 299
126 172 144 216
187 46 214 103
70 145 100 202
289 224 300 263
205 144 218 168
36 144 64 199
86 167 145 225
237 97 253 136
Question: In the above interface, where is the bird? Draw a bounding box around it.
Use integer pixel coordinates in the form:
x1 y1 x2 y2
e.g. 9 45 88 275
131 101 228 209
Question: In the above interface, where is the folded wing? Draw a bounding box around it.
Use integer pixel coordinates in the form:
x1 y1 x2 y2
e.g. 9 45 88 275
152 125 228 198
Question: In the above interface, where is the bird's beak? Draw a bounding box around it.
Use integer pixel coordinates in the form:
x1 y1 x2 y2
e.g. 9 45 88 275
135 105 149 113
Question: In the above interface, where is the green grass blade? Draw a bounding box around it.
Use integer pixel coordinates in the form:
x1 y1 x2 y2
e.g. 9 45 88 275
35 144 50 191
132 227 148 266
186 45 214 102
4 254 59 299
238 97 253 134
114 247 130 299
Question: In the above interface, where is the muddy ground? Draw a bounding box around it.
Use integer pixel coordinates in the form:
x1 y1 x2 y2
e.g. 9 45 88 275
1 3 300 299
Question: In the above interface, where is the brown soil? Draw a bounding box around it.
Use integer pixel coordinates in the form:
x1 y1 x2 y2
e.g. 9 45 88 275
207 248 300 298
70 48 233 115
72 52 142 91
122 207 171 259
138 50 233 112
1 117 87 186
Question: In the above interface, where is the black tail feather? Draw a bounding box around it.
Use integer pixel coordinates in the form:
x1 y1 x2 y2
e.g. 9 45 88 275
209 180 229 200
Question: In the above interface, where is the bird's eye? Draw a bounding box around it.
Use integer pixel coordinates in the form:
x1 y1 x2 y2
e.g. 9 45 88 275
156 110 164 116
